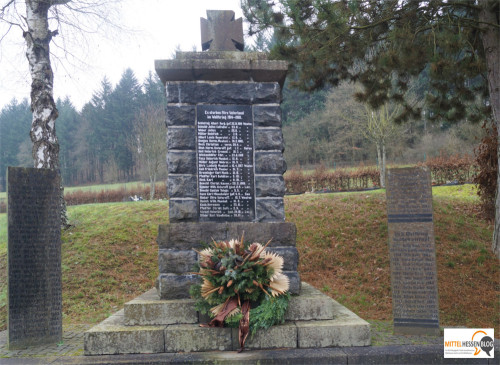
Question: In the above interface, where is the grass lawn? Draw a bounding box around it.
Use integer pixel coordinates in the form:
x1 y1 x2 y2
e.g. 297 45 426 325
0 181 165 200
64 181 164 194
0 186 497 337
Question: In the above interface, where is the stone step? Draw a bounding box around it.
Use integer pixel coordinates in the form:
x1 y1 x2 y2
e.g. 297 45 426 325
84 282 371 355
123 282 335 326
84 310 165 355
123 290 198 326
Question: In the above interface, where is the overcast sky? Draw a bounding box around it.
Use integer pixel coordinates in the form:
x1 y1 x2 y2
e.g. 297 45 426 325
0 0 243 111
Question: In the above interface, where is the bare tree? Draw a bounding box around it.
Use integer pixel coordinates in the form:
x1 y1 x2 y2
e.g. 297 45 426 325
130 104 167 200
361 104 402 188
1 0 120 226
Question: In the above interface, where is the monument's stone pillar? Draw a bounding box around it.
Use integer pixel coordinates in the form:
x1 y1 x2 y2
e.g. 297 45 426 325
155 10 300 299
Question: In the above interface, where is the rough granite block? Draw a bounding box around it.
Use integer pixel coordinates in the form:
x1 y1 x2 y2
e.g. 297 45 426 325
255 128 284 151
231 322 297 350
256 198 285 222
166 105 195 126
167 175 197 198
167 127 196 150
255 176 286 198
156 273 201 300
169 199 198 222
157 223 229 249
167 151 196 174
284 271 301 294
158 249 198 274
267 247 298 271
157 222 297 248
253 105 281 127
165 324 232 352
255 152 287 175
254 82 281 104
227 222 297 247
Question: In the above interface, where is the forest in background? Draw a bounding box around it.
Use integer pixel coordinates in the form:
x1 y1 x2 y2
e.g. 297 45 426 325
0 69 165 191
283 81 484 169
0 67 486 192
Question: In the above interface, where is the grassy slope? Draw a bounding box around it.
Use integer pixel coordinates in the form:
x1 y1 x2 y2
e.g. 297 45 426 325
290 186 498 334
0 186 497 336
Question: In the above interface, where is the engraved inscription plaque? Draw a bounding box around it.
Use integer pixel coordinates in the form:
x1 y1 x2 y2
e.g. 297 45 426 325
197 105 255 221
7 167 62 349
386 167 440 336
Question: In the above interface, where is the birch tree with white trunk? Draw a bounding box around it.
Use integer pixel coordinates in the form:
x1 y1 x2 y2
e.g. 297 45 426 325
1 0 121 227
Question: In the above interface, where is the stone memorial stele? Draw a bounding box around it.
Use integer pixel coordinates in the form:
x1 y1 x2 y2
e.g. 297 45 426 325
7 167 62 349
386 167 440 336
154 9 300 300
83 10 371 355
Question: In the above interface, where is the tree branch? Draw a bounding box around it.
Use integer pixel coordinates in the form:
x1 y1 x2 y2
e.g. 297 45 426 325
49 0 72 6
1 0 15 14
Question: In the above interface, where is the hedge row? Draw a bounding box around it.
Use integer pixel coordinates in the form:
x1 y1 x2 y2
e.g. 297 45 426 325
0 154 478 211
285 165 381 194
0 184 168 213
64 183 168 206
285 154 476 194
418 153 476 185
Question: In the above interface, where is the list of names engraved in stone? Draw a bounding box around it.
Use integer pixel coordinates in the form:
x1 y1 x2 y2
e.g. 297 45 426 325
8 167 62 348
390 230 439 320
386 168 432 216
197 105 255 221
386 167 440 333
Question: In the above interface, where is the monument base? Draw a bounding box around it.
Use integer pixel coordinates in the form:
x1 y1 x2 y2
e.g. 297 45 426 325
84 282 371 355
156 222 302 299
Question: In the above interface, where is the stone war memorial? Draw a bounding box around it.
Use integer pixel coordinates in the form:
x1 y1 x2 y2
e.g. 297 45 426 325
84 10 370 355
386 167 440 336
7 167 62 349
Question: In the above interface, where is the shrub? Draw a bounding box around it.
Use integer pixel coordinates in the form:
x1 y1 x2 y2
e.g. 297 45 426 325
310 164 329 191
285 167 309 194
419 153 476 185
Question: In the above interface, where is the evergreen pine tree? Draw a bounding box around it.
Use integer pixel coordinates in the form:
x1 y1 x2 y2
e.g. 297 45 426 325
242 0 500 258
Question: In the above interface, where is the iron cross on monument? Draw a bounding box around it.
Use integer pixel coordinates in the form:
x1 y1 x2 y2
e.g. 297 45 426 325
200 10 244 51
